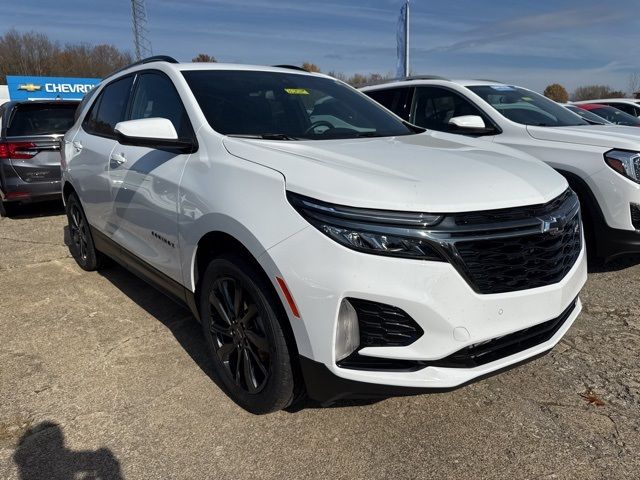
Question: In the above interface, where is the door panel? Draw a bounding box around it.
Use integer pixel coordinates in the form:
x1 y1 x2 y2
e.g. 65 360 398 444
108 144 187 281
107 71 195 283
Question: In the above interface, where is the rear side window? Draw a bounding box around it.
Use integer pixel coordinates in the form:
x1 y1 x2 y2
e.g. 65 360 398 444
365 88 413 121
6 103 77 136
129 72 193 138
84 76 134 137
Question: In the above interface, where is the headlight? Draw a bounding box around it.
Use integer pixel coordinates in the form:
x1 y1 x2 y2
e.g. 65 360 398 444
604 149 640 183
287 191 444 261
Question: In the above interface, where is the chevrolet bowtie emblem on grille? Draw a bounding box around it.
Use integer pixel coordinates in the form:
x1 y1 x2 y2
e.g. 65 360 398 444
540 214 567 236
18 83 42 92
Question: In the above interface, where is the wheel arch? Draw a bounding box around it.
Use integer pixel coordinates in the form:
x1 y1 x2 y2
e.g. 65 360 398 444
192 230 307 375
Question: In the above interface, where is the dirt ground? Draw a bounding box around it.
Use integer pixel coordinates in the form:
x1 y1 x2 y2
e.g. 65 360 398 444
1 202 638 480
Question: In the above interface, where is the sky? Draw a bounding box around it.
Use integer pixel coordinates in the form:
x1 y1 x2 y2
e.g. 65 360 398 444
1 0 639 93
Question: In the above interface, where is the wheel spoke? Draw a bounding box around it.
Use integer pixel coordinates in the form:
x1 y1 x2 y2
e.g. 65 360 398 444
245 330 269 353
237 304 257 326
233 283 243 317
209 292 232 326
246 346 268 377
209 321 232 336
221 280 235 315
216 342 235 362
242 349 258 393
234 349 243 382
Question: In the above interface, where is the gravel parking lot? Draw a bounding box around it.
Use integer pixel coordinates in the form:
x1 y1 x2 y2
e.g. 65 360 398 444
1 203 639 480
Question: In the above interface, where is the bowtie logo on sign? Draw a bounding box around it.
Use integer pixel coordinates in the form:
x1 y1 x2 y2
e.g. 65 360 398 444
18 83 42 92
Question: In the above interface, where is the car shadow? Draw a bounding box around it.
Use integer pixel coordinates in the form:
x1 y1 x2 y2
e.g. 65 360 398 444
588 253 640 273
13 421 123 480
5 200 65 219
96 262 386 413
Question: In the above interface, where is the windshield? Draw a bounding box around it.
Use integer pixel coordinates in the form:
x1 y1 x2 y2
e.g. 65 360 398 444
182 70 416 140
565 105 610 124
586 106 640 126
467 85 588 127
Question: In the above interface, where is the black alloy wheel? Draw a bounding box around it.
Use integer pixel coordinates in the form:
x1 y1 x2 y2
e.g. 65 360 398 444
208 276 271 394
65 193 103 271
200 254 296 414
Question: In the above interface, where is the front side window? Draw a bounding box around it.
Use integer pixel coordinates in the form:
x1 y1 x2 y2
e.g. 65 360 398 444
129 72 193 138
604 103 640 117
468 85 588 127
182 70 416 140
411 86 492 133
565 105 609 124
83 75 134 137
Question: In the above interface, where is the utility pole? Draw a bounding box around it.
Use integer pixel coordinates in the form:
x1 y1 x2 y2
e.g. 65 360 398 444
131 0 153 60
405 0 410 77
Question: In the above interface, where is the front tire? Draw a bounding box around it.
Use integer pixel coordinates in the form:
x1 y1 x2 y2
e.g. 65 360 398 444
65 193 103 271
199 254 296 414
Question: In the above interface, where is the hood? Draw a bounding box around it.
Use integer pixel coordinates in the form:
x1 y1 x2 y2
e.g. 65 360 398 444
527 125 640 150
222 132 567 213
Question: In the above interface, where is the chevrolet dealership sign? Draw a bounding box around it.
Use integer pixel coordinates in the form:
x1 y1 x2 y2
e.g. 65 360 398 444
7 75 100 101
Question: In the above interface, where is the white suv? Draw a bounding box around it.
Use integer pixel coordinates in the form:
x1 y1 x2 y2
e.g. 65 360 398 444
363 79 640 262
62 57 586 413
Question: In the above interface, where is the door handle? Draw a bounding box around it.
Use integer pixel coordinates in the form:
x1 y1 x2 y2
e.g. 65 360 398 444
110 152 127 166
72 141 83 152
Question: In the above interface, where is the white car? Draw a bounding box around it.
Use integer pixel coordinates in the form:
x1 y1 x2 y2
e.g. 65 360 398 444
573 98 640 117
62 57 585 413
363 79 640 262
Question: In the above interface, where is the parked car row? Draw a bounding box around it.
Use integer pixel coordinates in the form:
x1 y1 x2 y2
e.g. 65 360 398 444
3 56 639 413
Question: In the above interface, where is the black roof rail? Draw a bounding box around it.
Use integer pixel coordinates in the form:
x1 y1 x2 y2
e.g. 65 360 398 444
473 78 501 83
272 64 309 72
399 75 449 81
108 55 179 77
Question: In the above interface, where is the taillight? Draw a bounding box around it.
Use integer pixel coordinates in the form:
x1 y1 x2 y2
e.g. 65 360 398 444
0 142 38 160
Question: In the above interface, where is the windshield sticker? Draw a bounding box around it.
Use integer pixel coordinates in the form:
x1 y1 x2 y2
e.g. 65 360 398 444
490 85 516 91
284 88 309 95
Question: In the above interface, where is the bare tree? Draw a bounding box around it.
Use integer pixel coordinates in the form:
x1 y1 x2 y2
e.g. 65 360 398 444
0 29 132 82
192 53 216 63
572 85 626 101
629 73 640 98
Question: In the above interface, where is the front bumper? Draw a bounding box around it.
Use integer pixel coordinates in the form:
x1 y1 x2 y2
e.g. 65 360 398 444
264 225 587 397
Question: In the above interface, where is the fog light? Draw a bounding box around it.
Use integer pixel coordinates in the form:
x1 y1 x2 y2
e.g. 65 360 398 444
335 299 360 361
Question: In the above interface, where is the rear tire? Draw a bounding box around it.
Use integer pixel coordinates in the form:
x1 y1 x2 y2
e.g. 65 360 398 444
199 253 296 414
65 193 104 271
0 201 18 218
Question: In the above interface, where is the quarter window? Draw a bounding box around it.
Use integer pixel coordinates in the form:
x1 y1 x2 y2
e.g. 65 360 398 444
83 76 134 137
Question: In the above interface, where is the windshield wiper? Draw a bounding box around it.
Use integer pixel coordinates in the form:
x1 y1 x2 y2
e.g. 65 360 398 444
227 133 300 141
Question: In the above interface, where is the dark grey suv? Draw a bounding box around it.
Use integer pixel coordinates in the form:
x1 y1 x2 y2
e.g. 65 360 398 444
0 100 79 216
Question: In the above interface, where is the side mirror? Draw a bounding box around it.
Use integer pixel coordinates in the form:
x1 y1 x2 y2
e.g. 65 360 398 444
448 115 486 129
448 115 495 135
114 118 197 153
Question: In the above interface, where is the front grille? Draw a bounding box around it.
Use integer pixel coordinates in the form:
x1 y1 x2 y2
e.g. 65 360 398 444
455 213 581 294
429 298 577 368
348 298 423 347
338 298 577 372
447 190 582 294
631 204 640 230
